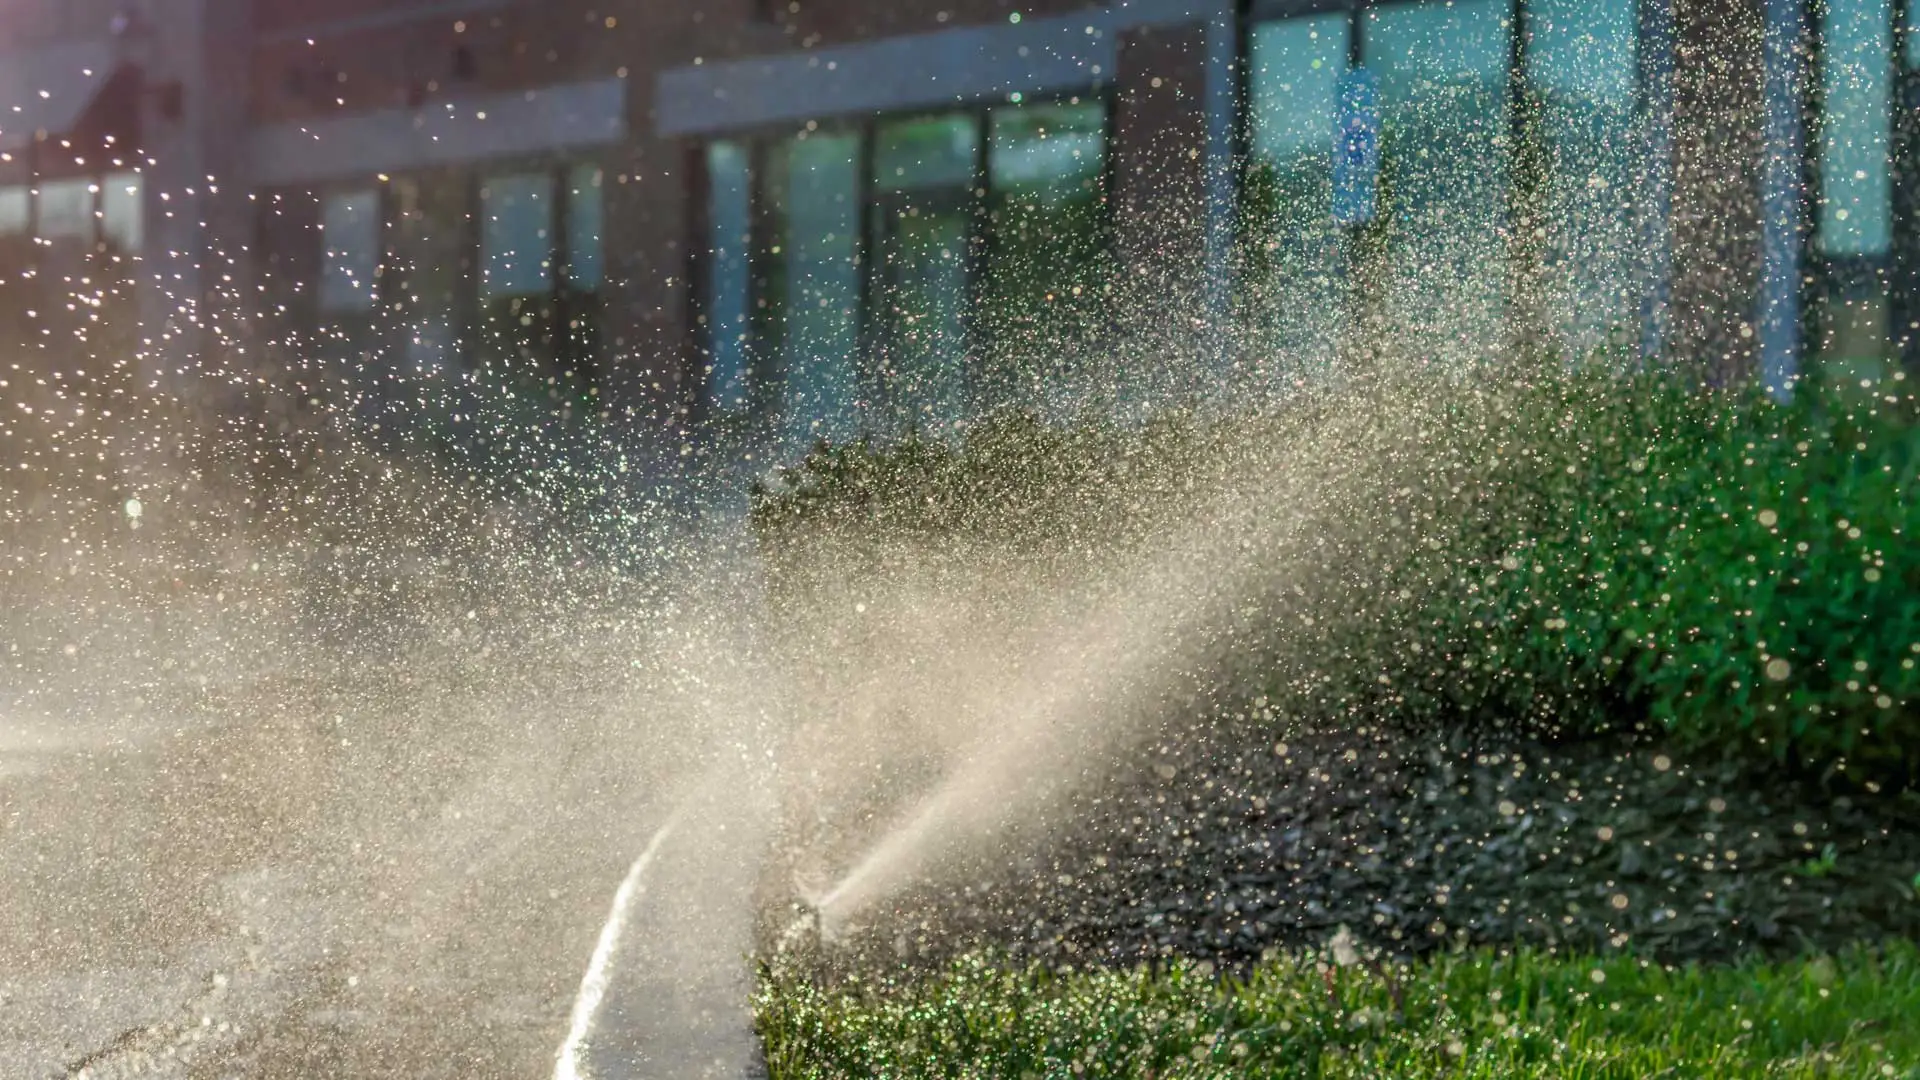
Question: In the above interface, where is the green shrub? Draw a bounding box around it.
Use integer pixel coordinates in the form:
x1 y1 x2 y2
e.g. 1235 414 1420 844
1434 372 1920 779
749 367 1920 782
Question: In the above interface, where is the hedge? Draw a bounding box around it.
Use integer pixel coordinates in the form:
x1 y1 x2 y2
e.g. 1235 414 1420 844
749 364 1920 784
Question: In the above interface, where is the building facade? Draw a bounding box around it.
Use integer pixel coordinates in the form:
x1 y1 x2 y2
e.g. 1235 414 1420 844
0 0 1910 462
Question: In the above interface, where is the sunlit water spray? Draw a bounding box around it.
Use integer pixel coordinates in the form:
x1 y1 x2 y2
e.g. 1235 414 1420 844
785 369 1510 938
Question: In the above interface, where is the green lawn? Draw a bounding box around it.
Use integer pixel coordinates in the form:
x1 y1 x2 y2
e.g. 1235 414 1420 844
757 941 1920 1078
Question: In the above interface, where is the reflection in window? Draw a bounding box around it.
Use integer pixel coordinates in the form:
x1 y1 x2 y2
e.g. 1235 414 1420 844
481 172 555 299
705 140 753 414
1369 0 1513 363
390 172 468 372
319 189 380 313
565 165 604 292
989 102 1104 202
871 114 977 434
765 131 864 448
0 186 26 236
1816 0 1895 376
562 165 605 381
1820 0 1893 257
984 99 1108 405
873 114 978 191
101 172 143 254
37 179 95 241
1529 0 1642 360
479 172 557 376
1245 14 1350 378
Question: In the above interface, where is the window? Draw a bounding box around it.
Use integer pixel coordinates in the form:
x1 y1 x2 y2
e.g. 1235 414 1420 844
1813 0 1897 379
704 140 753 414
389 171 469 371
475 167 603 386
478 171 556 373
562 164 606 381
763 130 863 447
564 165 605 293
1244 14 1351 374
699 99 1112 451
870 114 978 432
319 189 380 314
1245 0 1647 373
0 187 27 236
984 99 1110 402
481 172 555 300
101 172 143 255
1818 0 1894 259
1369 0 1513 359
1529 0 1643 359
37 179 96 242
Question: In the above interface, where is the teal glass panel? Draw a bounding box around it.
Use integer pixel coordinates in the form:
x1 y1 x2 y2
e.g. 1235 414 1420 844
1367 0 1513 364
1246 14 1351 379
1530 0 1643 359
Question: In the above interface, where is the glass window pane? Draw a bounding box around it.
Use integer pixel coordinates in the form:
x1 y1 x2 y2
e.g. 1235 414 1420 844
767 131 864 447
1252 15 1350 168
1246 15 1351 378
1818 0 1893 257
705 140 752 413
1816 0 1896 380
1368 0 1513 361
0 186 26 236
1531 0 1643 358
37 179 94 240
872 115 977 434
989 101 1104 199
481 172 554 299
984 100 1109 403
874 114 979 193
566 164 604 291
101 171 142 254
319 189 380 313
390 172 468 372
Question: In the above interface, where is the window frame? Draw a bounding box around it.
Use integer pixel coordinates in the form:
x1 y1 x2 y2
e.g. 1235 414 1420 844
1802 0 1920 375
1239 0 1660 360
286 158 608 383
688 86 1119 431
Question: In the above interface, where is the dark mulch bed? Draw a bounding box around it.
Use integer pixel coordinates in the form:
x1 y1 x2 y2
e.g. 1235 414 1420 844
797 723 1920 973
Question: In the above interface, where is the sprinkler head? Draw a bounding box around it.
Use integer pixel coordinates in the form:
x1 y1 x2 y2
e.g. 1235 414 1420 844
777 898 824 957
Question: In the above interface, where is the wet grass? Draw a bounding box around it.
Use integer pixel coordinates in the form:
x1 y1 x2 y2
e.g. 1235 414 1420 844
757 940 1920 1078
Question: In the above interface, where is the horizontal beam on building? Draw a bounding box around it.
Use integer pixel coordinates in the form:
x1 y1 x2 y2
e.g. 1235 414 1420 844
254 0 523 46
655 0 1228 138
247 76 625 187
